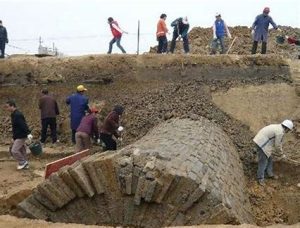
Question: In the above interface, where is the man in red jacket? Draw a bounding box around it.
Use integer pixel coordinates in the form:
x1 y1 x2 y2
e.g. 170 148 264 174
107 17 127 54
100 105 124 151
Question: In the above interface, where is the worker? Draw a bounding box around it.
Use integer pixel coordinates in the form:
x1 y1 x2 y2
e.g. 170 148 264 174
100 105 124 151
5 100 32 170
211 13 232 54
156 14 169 54
39 88 59 144
253 120 293 186
75 107 99 152
251 7 281 54
169 16 190 54
0 20 8 58
66 85 89 144
107 17 127 54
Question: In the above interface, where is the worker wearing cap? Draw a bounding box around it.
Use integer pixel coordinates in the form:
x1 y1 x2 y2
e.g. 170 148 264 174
66 85 89 144
100 105 124 151
169 17 190 54
253 120 293 186
251 7 280 54
156 14 169 54
211 13 232 54
75 107 99 152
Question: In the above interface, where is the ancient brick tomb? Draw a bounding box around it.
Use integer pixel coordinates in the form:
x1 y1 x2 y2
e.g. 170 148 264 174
19 118 253 226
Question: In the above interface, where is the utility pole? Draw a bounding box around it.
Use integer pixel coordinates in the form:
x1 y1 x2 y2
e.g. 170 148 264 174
137 20 140 55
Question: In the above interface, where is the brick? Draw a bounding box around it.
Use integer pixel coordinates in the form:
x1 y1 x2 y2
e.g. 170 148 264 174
58 166 85 197
69 163 95 197
82 159 105 194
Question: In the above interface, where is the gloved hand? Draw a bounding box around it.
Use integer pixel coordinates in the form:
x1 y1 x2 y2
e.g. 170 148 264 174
251 30 255 36
118 126 124 132
178 35 182 40
97 139 101 144
27 134 33 141
280 154 287 160
213 35 217 40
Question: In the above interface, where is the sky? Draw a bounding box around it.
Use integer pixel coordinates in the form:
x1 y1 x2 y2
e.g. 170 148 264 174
1 0 299 56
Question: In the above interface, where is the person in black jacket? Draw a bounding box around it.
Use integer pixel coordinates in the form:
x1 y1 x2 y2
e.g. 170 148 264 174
0 20 8 58
5 100 32 170
169 17 190 54
39 88 59 144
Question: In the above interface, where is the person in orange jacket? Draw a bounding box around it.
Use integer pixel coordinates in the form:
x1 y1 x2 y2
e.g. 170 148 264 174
156 14 169 54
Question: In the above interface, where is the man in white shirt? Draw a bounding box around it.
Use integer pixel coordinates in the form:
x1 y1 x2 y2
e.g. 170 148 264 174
253 120 293 186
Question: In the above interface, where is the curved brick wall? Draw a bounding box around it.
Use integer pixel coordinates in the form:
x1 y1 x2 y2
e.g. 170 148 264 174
19 118 253 226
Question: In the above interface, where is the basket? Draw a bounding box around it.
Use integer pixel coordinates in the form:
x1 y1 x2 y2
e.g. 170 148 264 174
276 35 285 44
29 142 43 156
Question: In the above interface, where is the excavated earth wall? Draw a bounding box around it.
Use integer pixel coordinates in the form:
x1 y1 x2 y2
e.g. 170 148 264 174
0 54 291 85
0 54 298 226
19 118 253 226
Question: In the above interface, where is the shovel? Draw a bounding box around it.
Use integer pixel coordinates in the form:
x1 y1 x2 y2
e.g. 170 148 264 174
283 156 300 166
226 37 237 54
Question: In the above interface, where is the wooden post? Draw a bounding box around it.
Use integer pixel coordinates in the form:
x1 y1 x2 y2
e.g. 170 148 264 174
137 20 140 55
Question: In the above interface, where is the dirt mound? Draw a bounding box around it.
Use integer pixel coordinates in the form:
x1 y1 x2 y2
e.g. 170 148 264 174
150 26 300 58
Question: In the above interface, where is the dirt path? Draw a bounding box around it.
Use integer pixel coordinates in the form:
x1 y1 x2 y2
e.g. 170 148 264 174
0 215 299 227
0 145 74 215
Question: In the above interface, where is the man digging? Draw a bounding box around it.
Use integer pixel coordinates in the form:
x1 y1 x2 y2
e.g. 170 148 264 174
253 120 293 186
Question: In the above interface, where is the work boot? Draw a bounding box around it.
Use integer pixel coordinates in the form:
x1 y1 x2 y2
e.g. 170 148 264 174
258 179 265 186
267 175 278 180
261 42 267 54
17 161 29 170
251 41 258 54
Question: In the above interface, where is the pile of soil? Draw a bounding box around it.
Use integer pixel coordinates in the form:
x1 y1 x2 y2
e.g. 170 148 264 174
150 26 300 58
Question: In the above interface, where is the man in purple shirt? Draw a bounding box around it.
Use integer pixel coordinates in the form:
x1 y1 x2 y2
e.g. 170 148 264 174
75 107 99 152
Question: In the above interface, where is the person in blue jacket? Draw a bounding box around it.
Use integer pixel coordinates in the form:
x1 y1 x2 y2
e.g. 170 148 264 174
66 85 89 144
251 7 281 54
211 13 232 54
169 17 190 54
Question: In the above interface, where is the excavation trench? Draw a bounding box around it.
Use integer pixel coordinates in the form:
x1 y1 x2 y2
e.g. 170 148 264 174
0 54 299 226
